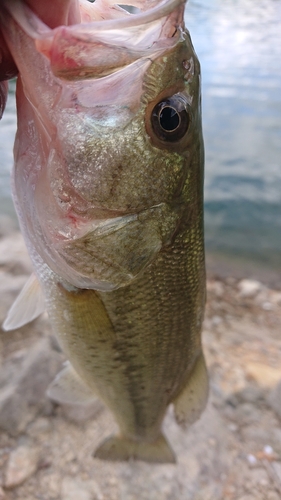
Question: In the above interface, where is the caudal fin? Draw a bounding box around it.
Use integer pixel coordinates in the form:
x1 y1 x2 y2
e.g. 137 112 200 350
94 434 176 464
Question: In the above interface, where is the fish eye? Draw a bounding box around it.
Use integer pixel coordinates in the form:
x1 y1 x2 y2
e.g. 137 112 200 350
151 96 191 142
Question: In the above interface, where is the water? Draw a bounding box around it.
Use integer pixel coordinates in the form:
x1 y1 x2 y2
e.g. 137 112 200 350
0 79 17 220
186 0 281 271
0 0 281 273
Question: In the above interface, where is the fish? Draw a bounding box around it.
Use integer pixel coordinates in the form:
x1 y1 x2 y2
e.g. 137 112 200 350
0 0 207 463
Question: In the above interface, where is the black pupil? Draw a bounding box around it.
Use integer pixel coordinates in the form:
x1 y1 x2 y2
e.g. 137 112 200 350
159 106 180 132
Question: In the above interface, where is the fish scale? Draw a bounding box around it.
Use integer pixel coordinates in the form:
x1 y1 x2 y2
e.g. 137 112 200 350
1 0 208 462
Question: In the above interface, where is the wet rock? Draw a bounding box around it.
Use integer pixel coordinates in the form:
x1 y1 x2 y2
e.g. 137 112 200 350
0 337 63 435
238 279 263 298
61 477 103 500
4 443 39 489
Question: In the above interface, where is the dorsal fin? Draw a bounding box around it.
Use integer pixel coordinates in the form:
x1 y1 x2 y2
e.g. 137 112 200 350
47 361 96 405
2 273 45 331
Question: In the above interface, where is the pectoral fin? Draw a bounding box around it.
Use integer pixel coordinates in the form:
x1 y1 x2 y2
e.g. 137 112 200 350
47 361 96 405
173 352 209 427
3 273 45 331
94 433 176 464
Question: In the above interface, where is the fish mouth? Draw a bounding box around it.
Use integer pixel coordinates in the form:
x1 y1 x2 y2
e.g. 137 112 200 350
39 203 182 291
7 0 186 34
2 0 186 80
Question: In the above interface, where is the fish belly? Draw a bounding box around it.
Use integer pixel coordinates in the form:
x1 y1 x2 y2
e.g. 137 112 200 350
39 217 206 461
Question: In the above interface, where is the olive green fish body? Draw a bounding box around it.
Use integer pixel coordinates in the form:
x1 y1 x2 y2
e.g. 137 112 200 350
43 211 205 443
1 0 208 462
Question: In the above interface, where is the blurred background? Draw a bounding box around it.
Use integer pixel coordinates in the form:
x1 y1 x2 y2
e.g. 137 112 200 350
0 0 281 284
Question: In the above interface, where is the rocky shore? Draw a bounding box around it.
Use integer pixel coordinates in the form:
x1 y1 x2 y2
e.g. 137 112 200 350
0 224 281 500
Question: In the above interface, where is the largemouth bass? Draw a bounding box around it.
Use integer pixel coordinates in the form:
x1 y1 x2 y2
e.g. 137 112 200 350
1 0 207 463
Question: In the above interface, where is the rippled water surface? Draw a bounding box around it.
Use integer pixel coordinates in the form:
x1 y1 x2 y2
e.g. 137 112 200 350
187 0 281 268
0 0 280 270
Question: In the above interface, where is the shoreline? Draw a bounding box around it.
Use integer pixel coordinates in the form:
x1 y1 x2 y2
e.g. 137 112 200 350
206 251 281 291
1 213 280 290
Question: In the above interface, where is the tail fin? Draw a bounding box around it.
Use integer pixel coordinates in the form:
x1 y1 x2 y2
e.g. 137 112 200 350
94 434 176 464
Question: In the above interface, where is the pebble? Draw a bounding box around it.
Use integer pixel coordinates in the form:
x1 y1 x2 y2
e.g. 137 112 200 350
207 281 224 297
264 444 274 456
247 454 258 467
60 399 104 424
61 477 103 500
262 301 274 311
270 291 281 305
211 315 222 326
238 279 263 298
245 362 281 388
4 444 39 488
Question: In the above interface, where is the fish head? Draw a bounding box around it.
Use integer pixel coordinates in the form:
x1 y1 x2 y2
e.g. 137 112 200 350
3 0 203 290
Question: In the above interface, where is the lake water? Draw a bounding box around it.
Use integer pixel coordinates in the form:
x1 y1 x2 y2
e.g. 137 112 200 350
0 0 281 276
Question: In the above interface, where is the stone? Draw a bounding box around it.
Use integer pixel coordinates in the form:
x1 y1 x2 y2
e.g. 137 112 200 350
206 281 224 297
60 399 104 424
0 337 63 435
238 279 263 298
270 291 281 305
4 444 39 489
245 362 281 389
61 477 103 500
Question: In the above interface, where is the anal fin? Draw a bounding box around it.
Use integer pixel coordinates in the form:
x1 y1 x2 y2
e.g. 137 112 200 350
173 352 209 427
94 434 176 464
47 361 96 405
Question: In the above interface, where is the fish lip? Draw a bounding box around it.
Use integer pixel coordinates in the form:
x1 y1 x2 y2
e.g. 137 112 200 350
65 0 186 32
5 0 186 38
